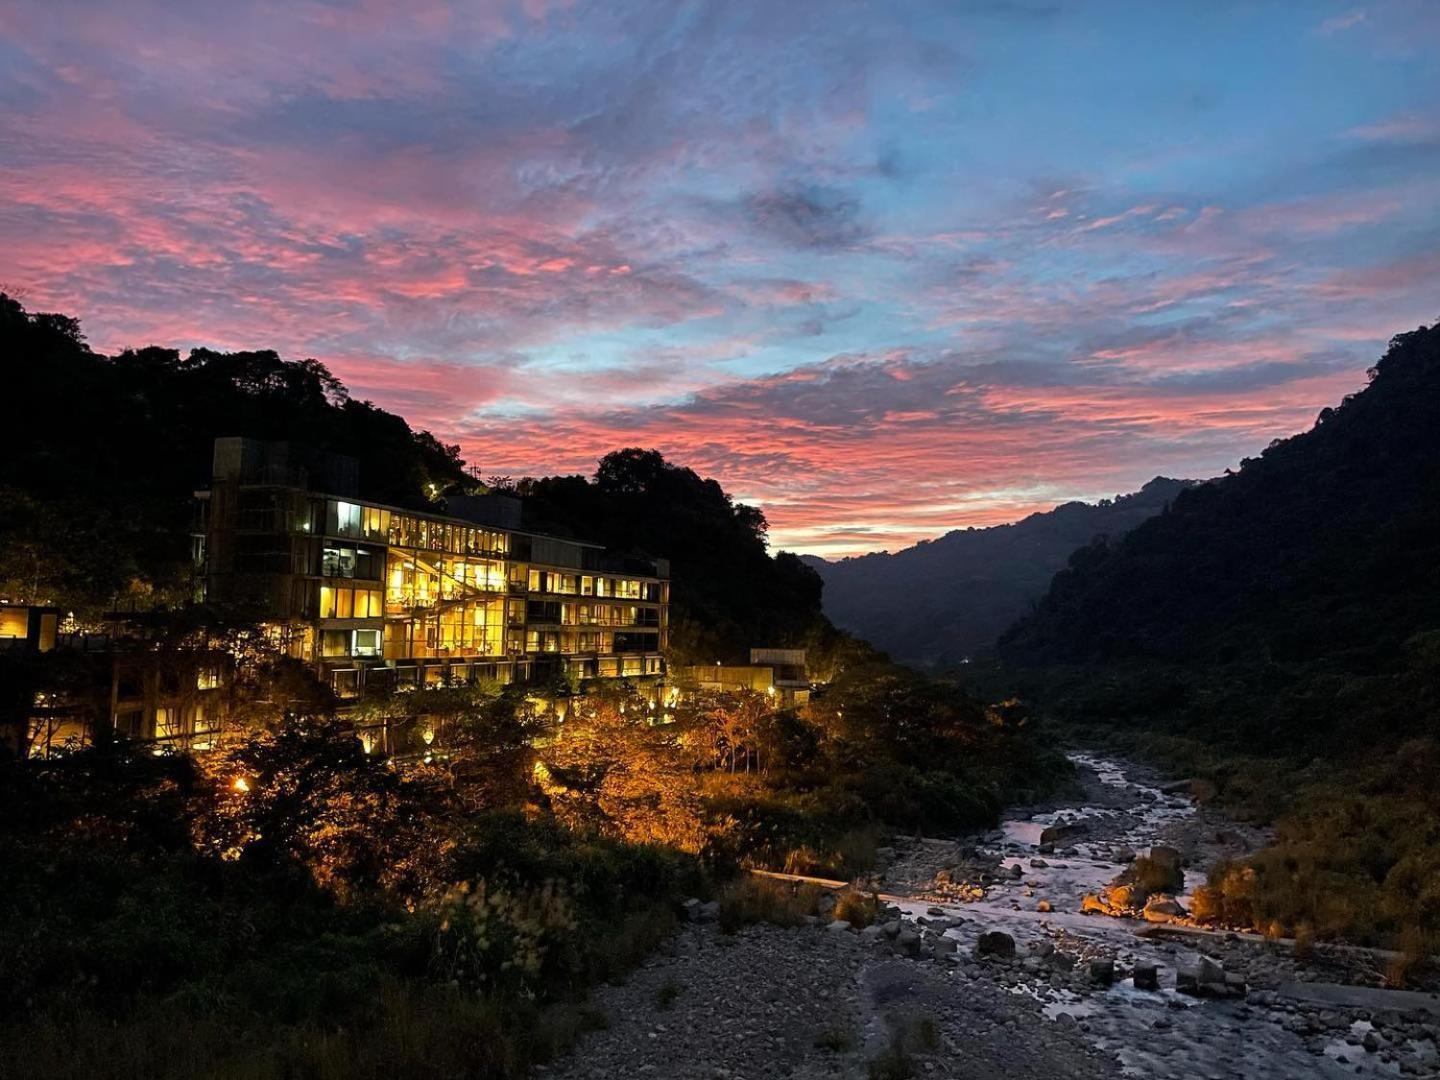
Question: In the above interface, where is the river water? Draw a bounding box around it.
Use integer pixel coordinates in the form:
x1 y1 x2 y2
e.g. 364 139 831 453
891 753 1440 1079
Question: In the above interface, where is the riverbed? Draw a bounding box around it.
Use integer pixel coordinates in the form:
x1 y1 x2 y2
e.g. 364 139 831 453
885 752 1440 1078
544 752 1440 1079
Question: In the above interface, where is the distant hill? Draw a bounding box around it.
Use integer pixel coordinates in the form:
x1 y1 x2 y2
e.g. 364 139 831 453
1000 323 1440 672
805 477 1194 668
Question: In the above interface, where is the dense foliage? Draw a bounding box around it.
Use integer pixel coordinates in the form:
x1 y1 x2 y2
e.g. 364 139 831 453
0 667 1069 1077
809 478 1190 667
994 322 1440 953
504 449 834 664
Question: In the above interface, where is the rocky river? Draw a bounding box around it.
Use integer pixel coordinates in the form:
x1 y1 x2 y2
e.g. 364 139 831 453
541 753 1440 1079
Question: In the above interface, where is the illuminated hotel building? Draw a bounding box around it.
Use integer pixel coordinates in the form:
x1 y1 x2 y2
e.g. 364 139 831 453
197 438 669 700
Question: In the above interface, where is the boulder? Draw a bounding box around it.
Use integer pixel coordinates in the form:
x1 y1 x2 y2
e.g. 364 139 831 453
1040 822 1089 845
1030 858 1049 868
827 919 852 933
1048 951 1077 972
1036 899 1053 913
1104 883 1145 911
1009 863 1024 879
1179 955 1231 997
1037 841 1055 855
684 898 721 922
895 927 922 958
1111 846 1136 863
1089 957 1115 986
1132 961 1160 991
975 931 1016 960
931 936 958 959
1142 896 1187 923
1148 845 1182 871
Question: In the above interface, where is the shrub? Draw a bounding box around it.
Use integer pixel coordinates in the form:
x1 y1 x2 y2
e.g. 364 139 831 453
431 878 578 996
834 888 880 929
1293 923 1315 962
1208 859 1258 928
1126 855 1183 896
717 876 821 932
1385 926 1433 988
1189 884 1223 924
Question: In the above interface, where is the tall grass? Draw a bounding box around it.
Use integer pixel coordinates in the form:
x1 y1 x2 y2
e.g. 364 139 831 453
717 876 823 932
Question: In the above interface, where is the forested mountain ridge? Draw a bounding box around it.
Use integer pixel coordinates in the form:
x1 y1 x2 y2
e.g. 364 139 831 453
805 477 1193 668
990 323 1440 949
1000 322 1440 669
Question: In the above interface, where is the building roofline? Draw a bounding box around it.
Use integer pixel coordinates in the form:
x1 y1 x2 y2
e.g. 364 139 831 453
197 480 676 565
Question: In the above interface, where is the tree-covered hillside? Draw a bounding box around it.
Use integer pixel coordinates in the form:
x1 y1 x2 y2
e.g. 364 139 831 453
1 293 470 610
807 478 1192 668
993 322 1440 950
506 450 835 666
1001 323 1440 672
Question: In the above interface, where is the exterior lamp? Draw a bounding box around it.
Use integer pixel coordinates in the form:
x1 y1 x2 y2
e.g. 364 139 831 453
422 727 435 745
232 776 250 793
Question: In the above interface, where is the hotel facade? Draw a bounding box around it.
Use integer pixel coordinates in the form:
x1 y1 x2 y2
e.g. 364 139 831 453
198 438 669 703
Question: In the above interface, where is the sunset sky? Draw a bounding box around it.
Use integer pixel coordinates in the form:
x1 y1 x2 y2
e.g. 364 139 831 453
3 2 1438 556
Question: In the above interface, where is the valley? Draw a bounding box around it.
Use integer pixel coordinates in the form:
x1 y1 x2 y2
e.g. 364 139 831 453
551 754 1440 1079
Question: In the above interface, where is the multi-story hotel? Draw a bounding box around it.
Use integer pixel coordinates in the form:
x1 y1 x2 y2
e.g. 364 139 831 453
197 438 669 702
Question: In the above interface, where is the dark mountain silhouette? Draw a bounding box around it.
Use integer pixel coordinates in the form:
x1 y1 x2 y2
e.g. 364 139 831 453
805 477 1194 668
992 325 1440 951
1000 322 1440 671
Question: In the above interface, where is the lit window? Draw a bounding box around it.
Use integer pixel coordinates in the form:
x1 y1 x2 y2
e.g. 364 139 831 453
335 501 362 535
155 707 181 740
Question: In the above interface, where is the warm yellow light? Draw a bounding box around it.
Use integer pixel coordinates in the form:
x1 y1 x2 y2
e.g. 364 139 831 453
422 727 435 745
232 776 250 793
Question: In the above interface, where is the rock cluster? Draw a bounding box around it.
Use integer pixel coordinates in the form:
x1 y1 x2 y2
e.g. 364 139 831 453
1175 954 1247 998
